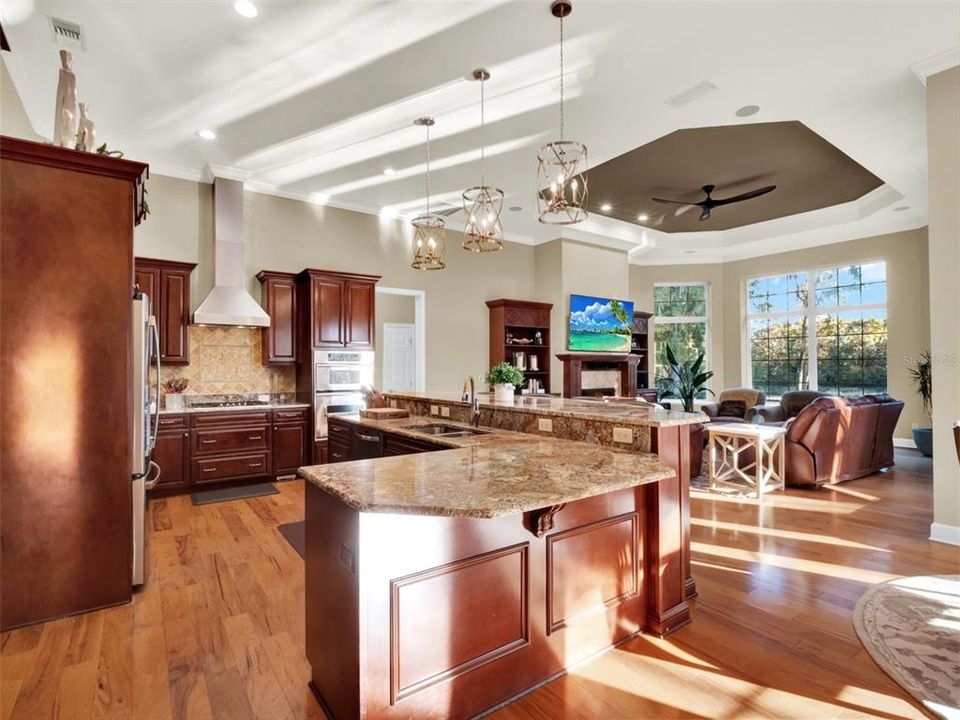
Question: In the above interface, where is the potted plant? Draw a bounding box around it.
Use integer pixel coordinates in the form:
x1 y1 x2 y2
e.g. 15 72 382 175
163 377 189 412
908 351 933 456
485 362 524 403
659 344 714 413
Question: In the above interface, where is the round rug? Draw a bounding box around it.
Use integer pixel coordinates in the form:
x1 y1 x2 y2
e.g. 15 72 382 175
853 575 960 720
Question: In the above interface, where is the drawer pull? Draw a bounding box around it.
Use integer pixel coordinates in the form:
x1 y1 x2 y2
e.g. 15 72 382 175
330 425 345 433
278 412 299 418
202 467 217 473
248 462 263 468
248 435 262 440
201 439 217 445
332 451 344 459
159 419 178 425
356 433 380 443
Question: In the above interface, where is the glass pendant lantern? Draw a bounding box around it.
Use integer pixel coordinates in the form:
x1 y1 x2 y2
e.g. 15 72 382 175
537 0 588 225
411 116 447 270
462 68 504 253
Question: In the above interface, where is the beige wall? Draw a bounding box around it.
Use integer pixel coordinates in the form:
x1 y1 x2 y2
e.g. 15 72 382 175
134 176 537 392
1 56 41 141
926 66 960 539
374 293 415 390
630 228 930 439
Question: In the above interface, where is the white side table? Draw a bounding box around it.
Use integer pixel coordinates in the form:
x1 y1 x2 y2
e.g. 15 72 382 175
707 423 786 498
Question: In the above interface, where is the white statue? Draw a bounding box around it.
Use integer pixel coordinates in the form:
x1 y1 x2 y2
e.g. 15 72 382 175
75 103 96 152
53 50 77 147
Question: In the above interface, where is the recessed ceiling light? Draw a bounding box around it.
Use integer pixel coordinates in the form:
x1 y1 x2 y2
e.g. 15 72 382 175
893 205 910 212
735 104 760 117
685 250 696 254
233 0 258 18
600 203 612 212
637 214 649 222
508 205 523 212
383 167 396 176
195 129 217 140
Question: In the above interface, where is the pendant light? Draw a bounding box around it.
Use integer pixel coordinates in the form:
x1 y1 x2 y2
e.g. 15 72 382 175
411 116 446 270
537 0 588 225
462 68 504 253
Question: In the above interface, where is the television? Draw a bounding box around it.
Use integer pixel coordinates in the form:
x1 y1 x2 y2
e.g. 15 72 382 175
568 294 634 352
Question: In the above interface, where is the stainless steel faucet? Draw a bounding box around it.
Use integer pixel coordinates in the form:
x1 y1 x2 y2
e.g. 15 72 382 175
471 396 481 428
463 375 481 427
462 375 475 403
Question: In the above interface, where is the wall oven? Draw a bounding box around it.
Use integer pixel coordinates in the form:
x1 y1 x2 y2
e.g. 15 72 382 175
314 349 374 392
315 392 365 440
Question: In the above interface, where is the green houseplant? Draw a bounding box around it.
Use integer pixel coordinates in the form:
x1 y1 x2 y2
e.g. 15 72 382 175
908 351 933 456
659 344 714 413
486 362 524 403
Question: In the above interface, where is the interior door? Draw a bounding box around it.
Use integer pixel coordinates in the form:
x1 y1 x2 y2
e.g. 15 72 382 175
382 323 415 392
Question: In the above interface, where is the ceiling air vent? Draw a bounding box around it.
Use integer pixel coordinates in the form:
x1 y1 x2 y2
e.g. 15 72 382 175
48 16 85 50
665 81 717 108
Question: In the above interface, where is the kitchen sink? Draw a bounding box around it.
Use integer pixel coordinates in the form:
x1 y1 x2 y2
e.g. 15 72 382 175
411 424 489 437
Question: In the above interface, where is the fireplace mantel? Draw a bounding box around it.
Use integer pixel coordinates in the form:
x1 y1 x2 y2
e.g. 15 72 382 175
556 352 641 398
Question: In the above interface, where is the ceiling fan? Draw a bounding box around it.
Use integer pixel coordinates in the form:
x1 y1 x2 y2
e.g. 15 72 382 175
652 183 777 221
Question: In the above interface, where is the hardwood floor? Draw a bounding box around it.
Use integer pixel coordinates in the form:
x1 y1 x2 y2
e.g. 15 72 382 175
2 451 956 719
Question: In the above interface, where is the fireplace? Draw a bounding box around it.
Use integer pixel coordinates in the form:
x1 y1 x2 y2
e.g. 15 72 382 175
556 353 640 399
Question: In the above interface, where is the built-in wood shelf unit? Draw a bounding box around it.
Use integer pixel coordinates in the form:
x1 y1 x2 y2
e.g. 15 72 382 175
486 299 553 395
631 310 657 403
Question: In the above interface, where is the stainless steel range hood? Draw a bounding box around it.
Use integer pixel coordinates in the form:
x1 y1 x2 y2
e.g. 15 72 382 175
193 177 270 328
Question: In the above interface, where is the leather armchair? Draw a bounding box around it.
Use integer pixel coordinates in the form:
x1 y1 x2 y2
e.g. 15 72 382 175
701 387 767 424
748 390 828 425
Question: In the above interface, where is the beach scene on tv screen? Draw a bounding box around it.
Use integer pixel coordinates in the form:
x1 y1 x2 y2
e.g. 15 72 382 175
568 294 633 352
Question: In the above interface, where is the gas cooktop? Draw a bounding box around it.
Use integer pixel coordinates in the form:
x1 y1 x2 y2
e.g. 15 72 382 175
188 400 271 408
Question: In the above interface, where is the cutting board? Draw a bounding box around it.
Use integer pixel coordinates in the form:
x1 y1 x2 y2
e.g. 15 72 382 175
359 407 410 420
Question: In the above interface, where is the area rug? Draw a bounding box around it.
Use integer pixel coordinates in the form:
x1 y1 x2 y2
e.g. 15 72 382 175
190 482 278 506
689 460 752 499
277 521 305 559
853 575 960 720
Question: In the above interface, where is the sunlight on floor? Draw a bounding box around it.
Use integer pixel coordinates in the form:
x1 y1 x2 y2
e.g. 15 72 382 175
691 517 892 551
694 491 866 514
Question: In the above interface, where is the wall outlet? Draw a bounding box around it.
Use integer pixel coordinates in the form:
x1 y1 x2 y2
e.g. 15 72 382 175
440 406 450 417
430 405 439 416
390 399 397 408
613 426 634 444
538 418 553 433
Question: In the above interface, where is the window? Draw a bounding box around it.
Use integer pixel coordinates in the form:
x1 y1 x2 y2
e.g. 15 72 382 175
654 284 709 393
745 262 887 397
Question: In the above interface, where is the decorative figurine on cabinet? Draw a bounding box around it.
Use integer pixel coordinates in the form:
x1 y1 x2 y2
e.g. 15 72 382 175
53 50 77 148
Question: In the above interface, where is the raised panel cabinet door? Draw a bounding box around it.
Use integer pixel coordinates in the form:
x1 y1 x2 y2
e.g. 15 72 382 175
345 281 375 348
312 276 345 348
134 265 160 310
152 429 190 489
161 269 191 364
260 275 297 364
274 422 308 475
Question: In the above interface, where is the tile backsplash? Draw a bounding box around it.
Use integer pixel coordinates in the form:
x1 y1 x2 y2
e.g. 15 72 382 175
160 326 295 396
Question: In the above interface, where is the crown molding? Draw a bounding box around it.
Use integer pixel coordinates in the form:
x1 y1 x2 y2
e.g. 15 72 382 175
911 46 960 85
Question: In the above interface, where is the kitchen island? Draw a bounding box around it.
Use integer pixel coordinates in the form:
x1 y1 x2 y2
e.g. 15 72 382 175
298 411 692 720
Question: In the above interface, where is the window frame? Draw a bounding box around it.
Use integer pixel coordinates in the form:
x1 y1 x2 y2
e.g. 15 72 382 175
653 281 710 384
742 260 888 397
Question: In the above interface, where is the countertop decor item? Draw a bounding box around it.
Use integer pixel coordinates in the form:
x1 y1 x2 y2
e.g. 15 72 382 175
462 68 504 253
163 377 189 412
486 362 524 403
537 0 588 225
74 103 96 152
411 117 446 270
53 50 77 148
908 351 933 456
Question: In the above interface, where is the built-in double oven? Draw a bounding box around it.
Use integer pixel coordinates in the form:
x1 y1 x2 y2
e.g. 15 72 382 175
313 350 373 439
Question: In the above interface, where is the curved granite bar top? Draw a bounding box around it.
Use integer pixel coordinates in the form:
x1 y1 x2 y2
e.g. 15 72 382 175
297 414 674 518
384 391 704 428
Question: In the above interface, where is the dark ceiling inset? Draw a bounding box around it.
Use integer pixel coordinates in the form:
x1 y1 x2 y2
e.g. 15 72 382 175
586 121 884 233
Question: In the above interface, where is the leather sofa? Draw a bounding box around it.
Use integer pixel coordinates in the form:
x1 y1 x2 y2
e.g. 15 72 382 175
701 388 767 424
784 394 904 487
750 390 828 425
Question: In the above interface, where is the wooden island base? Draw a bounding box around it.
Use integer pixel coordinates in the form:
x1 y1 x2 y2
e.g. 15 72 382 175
305 481 689 720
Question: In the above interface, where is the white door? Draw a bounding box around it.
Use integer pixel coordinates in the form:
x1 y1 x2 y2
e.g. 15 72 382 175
383 323 415 392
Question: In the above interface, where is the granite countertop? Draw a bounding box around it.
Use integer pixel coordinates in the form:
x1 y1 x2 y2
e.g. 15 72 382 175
159 401 311 415
297 414 674 518
384 391 704 427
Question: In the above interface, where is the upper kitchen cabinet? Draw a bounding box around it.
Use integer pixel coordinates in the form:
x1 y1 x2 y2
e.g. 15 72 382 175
296 269 380 353
135 257 196 365
256 270 297 365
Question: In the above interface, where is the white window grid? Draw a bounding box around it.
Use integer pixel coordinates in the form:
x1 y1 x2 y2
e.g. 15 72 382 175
653 282 710 379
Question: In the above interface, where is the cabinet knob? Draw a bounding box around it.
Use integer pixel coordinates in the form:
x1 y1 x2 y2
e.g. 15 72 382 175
248 435 262 440
184 432 188 437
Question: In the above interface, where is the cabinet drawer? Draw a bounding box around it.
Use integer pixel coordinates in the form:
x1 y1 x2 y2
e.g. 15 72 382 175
327 444 349 464
327 420 350 438
273 407 308 423
193 452 271 484
191 411 271 428
192 425 270 456
383 434 443 456
156 414 187 430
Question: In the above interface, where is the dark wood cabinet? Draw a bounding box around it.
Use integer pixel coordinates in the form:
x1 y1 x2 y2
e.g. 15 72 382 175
345 280 376 348
314 440 329 464
273 407 309 476
296 269 381 352
153 416 190 491
327 417 443 463
326 417 352 463
135 257 196 365
631 310 654 398
257 271 297 365
487 299 554 395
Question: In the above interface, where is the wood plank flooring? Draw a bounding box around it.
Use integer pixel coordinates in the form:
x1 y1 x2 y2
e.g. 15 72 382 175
3 450 956 719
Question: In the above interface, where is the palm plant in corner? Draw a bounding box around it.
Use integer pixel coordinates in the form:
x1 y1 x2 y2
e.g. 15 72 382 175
658 344 714 413
908 351 933 456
